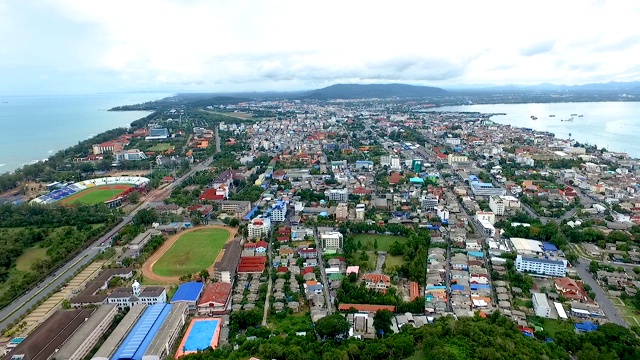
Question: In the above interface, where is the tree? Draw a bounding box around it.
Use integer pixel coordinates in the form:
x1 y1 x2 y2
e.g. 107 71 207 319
374 238 379 251
589 260 600 274
200 269 210 282
373 310 394 337
314 314 350 340
566 252 579 264
128 190 140 204
133 208 158 226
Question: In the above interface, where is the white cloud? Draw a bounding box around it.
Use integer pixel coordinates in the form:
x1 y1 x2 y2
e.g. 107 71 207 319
0 0 639 94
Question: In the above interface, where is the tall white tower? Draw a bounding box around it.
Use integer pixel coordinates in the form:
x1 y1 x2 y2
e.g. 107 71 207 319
132 280 141 297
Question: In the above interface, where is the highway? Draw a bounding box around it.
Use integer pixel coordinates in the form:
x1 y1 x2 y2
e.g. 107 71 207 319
0 157 212 332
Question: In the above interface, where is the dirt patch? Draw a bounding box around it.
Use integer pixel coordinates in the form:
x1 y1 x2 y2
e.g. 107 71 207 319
141 225 238 284
107 170 151 177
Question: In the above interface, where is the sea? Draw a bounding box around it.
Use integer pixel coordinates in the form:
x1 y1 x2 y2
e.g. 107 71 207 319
0 93 173 174
433 102 640 158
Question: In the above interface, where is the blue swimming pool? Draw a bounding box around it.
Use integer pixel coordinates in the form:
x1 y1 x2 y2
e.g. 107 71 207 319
183 319 220 351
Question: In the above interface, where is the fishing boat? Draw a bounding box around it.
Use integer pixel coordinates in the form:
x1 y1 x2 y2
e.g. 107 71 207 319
561 117 574 122
530 115 538 120
549 115 555 117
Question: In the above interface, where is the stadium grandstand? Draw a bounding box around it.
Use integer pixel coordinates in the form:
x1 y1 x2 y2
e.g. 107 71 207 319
31 176 149 205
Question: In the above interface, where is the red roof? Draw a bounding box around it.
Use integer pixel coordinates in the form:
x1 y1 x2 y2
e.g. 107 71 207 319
199 282 232 306
389 172 402 184
409 281 419 301
337 304 396 313
352 187 372 195
244 242 257 249
199 188 224 201
276 237 290 242
302 267 314 275
277 266 288 273
239 256 267 263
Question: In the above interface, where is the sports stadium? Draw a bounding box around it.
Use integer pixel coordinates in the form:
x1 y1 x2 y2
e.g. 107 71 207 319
31 176 149 207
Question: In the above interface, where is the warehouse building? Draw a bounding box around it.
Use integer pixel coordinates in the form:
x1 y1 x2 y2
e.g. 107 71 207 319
110 304 173 360
170 281 205 311
4 308 95 360
143 302 189 360
54 304 118 360
92 304 148 360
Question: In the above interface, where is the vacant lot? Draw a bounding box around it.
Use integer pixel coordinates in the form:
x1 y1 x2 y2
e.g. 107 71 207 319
152 228 230 277
353 234 407 252
148 143 175 152
61 185 130 205
16 246 49 272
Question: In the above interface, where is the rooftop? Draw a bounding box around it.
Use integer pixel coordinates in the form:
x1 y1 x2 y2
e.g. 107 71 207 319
171 281 204 303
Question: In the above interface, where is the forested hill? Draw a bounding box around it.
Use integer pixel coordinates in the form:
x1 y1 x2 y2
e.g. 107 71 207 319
303 83 448 100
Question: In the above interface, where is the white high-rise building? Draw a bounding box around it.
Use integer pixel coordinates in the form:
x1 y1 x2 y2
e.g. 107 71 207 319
380 155 391 167
248 217 271 239
320 231 344 250
355 204 366 220
516 255 567 277
390 156 401 170
532 292 551 318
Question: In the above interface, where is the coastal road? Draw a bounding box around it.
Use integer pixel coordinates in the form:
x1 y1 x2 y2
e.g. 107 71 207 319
573 257 627 328
0 157 213 331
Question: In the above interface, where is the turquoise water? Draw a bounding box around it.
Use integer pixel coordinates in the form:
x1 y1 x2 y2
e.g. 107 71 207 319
184 319 219 351
434 102 640 158
0 93 172 174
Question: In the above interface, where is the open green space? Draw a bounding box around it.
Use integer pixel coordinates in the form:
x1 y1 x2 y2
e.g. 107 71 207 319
611 296 640 327
152 228 230 277
15 246 49 272
147 143 175 152
527 317 573 337
384 254 405 269
69 189 126 205
353 234 407 252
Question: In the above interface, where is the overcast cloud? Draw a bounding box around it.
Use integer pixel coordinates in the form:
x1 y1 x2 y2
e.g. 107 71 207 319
1 0 639 94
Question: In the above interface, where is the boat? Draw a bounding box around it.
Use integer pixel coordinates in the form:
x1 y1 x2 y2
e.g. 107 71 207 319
577 115 583 117
530 115 538 120
549 115 555 117
570 113 577 116
561 117 574 122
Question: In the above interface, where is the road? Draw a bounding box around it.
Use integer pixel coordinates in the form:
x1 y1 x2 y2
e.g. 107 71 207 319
0 157 213 331
314 228 334 315
573 257 628 328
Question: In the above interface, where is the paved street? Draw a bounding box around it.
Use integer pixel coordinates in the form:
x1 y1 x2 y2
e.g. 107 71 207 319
314 231 334 315
573 257 628 328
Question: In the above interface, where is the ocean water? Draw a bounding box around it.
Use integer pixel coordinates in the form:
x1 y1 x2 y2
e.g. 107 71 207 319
0 93 172 174
434 102 640 158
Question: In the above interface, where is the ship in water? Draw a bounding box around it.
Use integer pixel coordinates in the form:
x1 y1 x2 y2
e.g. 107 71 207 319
549 114 555 117
561 117 574 122
530 115 538 120
578 114 583 117
570 113 578 116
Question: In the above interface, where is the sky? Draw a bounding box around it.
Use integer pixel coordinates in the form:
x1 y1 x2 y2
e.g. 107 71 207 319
1 0 640 95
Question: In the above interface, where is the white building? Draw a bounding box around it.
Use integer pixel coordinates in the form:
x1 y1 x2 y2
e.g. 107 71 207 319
270 201 287 222
115 149 148 161
477 219 496 237
516 255 567 277
447 154 468 166
355 204 365 220
390 156 401 170
422 194 439 210
380 155 391 167
509 238 544 256
248 217 271 239
107 281 167 309
532 292 551 318
476 211 495 225
325 188 349 202
445 137 461 146
489 196 505 216
320 231 344 250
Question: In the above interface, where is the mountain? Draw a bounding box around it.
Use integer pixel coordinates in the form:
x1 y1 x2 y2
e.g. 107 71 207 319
303 83 448 100
452 81 640 93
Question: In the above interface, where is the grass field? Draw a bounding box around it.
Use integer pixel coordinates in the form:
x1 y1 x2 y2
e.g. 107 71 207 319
152 228 230 277
353 234 407 252
527 317 573 337
610 296 640 326
384 254 405 269
67 188 126 205
16 246 49 272
148 143 175 152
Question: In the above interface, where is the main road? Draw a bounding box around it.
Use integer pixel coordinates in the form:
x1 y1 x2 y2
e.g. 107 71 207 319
0 157 212 332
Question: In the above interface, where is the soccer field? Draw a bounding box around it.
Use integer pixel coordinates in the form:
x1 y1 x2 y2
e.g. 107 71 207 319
62 186 129 205
152 228 231 277
352 234 407 252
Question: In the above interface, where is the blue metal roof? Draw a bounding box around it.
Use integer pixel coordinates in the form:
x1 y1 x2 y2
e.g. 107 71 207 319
542 242 558 251
112 303 172 360
468 251 484 258
171 282 204 303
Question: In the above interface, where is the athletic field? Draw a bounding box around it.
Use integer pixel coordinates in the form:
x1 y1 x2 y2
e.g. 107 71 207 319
152 228 231 277
60 185 131 205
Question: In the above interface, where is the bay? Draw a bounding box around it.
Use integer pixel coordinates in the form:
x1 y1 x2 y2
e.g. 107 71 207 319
433 102 640 158
0 93 172 174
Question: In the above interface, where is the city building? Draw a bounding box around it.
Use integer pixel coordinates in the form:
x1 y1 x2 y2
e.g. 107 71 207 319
170 282 205 311
219 200 252 218
270 200 288 222
110 304 173 360
325 188 349 202
335 203 349 221
515 255 567 277
447 154 468 166
509 238 545 256
320 231 344 250
197 282 232 315
145 127 169 140
107 281 167 309
532 292 551 318
91 304 148 360
489 196 505 215
355 203 366 220
422 194 439 210
380 155 391 167
115 149 148 161
143 303 189 360
390 156 401 170
213 238 241 283
362 273 391 291
248 217 271 239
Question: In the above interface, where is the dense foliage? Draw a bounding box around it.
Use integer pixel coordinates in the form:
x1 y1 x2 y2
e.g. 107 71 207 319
179 313 640 360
